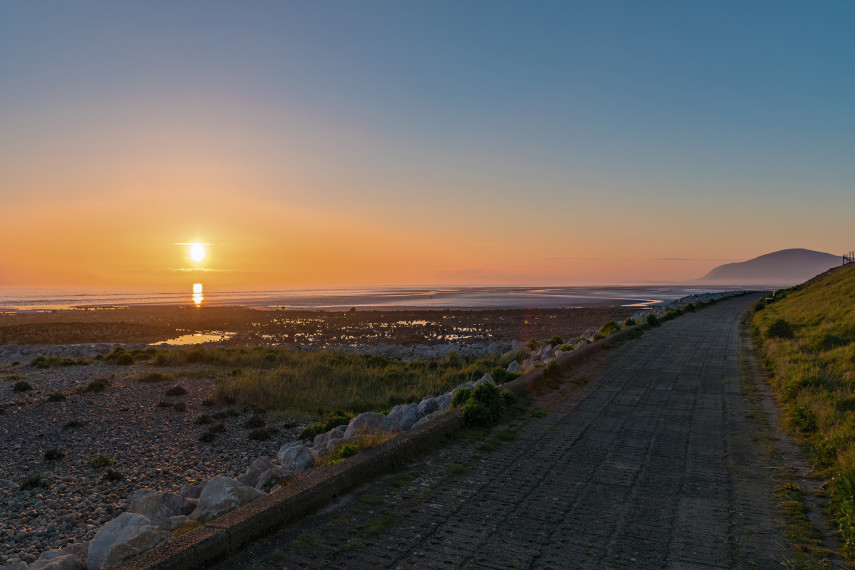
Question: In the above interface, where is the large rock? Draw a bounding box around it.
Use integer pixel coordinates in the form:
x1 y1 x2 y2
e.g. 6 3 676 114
189 475 265 521
85 513 169 569
387 403 423 431
506 360 523 373
417 397 439 416
128 489 195 520
255 467 291 492
343 412 391 439
237 457 275 488
179 482 204 499
411 416 431 430
29 550 80 570
277 444 314 474
435 393 452 410
474 373 495 386
450 382 474 399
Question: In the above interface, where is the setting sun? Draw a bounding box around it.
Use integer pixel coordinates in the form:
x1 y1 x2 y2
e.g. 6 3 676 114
189 243 206 264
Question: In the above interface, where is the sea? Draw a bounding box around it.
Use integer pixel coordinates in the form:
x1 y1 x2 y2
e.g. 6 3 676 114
0 284 744 313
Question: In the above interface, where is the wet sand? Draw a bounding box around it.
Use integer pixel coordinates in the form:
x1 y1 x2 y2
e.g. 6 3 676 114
0 305 638 346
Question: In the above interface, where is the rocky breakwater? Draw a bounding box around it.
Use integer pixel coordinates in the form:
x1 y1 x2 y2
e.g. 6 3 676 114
6 371 507 570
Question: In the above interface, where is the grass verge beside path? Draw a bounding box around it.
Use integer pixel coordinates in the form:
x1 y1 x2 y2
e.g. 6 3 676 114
751 263 855 559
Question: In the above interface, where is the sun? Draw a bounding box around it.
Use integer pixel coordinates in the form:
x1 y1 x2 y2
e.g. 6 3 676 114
189 243 206 263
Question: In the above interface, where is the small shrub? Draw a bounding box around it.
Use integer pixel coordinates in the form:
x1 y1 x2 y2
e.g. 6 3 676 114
489 367 521 384
199 431 216 443
13 381 32 392
47 392 66 402
298 411 352 440
156 401 172 408
166 385 187 396
201 398 215 407
63 420 84 429
790 404 817 434
685 302 696 312
597 321 621 338
451 387 472 407
195 414 213 425
525 339 540 350
89 454 114 468
113 353 134 366
44 448 64 461
102 469 124 482
173 402 187 412
548 336 564 347
645 314 660 327
543 361 560 379
338 444 359 459
20 473 49 491
624 318 636 327
82 379 108 393
767 319 795 340
502 389 517 407
462 399 492 426
209 422 226 433
472 382 504 422
136 371 171 383
753 299 766 312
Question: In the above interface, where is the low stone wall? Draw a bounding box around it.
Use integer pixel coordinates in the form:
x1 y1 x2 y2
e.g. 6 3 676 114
117 325 643 570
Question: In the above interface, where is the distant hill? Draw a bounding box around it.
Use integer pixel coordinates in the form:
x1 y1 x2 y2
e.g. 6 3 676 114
698 248 841 286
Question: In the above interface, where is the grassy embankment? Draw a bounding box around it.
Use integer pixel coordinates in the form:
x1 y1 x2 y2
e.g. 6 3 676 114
751 263 855 556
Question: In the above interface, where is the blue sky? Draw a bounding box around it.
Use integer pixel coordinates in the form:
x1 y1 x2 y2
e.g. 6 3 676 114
1 1 853 286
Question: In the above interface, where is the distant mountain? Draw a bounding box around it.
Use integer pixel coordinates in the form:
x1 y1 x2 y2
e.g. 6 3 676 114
698 248 841 286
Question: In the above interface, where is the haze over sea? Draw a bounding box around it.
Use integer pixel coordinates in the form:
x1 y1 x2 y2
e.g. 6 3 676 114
0 284 732 313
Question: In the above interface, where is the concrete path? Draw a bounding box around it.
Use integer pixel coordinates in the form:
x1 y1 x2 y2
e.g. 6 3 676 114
218 295 792 569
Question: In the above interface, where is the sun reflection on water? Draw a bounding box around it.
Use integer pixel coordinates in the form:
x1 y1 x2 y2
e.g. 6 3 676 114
192 283 203 307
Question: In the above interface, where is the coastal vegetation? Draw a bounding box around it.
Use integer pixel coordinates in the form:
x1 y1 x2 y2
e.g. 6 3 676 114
139 345 522 419
751 264 855 555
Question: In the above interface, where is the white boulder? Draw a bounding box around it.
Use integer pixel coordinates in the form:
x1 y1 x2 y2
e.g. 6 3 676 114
128 489 195 520
189 475 265 521
277 444 314 474
343 412 391 439
387 403 424 431
85 513 169 569
506 361 523 373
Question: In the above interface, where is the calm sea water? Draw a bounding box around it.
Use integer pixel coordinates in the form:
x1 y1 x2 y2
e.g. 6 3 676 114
0 285 734 312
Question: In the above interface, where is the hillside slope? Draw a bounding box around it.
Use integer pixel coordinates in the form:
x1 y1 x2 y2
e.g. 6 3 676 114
700 248 839 285
752 262 855 554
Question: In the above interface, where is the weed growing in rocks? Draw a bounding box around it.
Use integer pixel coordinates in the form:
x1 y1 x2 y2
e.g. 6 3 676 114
135 371 172 383
20 474 49 491
44 448 64 461
245 414 266 429
88 454 114 468
156 401 172 408
46 392 66 402
166 384 187 396
12 380 32 392
201 398 215 407
645 314 660 327
195 414 213 425
78 379 109 393
548 335 564 347
105 347 134 365
62 420 84 429
173 402 187 412
624 317 637 327
30 356 89 368
594 320 621 340
248 427 275 441
102 469 124 482
299 411 351 440
451 387 472 407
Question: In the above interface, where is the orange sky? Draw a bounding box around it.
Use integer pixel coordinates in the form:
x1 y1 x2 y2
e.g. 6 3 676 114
2 4 852 291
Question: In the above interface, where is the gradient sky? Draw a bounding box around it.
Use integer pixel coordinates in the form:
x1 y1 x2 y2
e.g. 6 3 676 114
2 1 853 289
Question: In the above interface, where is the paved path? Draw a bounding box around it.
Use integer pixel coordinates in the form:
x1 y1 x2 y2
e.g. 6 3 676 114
218 295 792 569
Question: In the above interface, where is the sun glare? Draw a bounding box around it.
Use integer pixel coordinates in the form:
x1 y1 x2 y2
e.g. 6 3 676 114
189 243 206 263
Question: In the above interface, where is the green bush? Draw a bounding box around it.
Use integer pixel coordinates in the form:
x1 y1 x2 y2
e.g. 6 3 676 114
81 379 109 393
20 474 49 491
30 356 88 369
13 381 32 392
489 367 521 384
548 336 564 347
166 385 187 396
624 318 636 327
44 448 64 461
298 411 352 440
248 427 274 441
790 404 817 434
597 321 621 337
472 383 504 422
462 399 492 427
173 402 187 412
102 469 124 482
451 387 472 407
767 319 795 339
685 302 696 312
753 299 766 312
543 361 560 379
89 454 114 469
645 314 660 327
502 389 517 407
47 392 66 402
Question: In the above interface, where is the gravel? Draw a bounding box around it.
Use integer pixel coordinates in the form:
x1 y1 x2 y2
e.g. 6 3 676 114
0 359 306 564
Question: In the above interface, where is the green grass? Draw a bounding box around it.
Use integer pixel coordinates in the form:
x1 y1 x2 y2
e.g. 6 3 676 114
361 515 394 536
156 346 518 417
752 264 855 557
